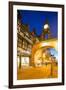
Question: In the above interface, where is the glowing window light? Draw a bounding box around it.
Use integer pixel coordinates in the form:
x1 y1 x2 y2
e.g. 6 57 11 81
21 57 29 66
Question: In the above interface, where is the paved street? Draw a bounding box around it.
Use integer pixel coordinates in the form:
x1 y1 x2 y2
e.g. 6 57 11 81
17 64 58 80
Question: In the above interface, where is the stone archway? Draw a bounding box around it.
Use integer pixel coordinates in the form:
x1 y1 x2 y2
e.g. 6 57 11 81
31 39 57 66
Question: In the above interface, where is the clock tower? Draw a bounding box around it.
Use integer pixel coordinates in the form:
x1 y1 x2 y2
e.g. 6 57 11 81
43 20 51 40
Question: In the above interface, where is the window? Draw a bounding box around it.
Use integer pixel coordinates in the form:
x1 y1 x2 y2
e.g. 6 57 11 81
21 57 29 66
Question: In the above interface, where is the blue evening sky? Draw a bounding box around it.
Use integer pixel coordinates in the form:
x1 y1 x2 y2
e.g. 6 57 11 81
49 48 58 60
18 10 58 38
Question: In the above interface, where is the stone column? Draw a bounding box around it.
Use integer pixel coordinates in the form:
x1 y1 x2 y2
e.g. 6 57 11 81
19 55 21 69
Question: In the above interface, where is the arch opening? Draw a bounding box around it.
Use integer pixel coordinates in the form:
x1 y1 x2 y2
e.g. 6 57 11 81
33 46 58 67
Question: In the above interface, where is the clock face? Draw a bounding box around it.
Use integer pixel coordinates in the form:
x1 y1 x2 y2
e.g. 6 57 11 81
44 24 49 29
